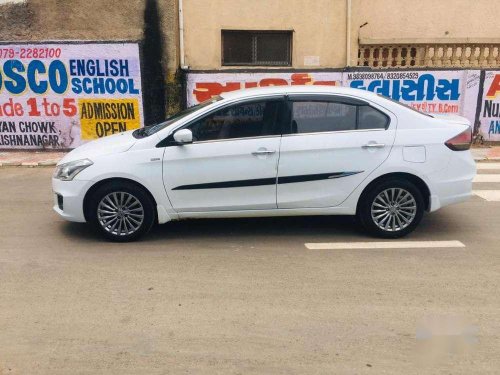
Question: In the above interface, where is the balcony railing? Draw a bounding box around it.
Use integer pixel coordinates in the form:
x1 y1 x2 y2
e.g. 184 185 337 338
358 44 500 68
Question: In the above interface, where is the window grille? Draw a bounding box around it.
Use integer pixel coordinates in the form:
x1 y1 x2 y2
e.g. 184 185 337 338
222 30 292 66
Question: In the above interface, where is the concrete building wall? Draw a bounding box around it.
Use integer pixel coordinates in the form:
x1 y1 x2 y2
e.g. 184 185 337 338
0 0 145 42
353 0 500 43
182 0 500 70
182 0 347 70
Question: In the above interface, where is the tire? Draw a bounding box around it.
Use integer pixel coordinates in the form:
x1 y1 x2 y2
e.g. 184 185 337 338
357 178 425 238
87 181 156 242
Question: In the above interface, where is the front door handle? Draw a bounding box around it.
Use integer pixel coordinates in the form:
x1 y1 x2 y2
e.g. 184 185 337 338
362 143 385 149
252 150 276 156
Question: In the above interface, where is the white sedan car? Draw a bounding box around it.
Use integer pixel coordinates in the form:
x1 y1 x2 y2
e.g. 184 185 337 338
53 86 476 241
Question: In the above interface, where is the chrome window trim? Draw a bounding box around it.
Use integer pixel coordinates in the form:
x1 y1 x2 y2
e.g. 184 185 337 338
190 134 282 145
281 128 387 137
183 128 387 144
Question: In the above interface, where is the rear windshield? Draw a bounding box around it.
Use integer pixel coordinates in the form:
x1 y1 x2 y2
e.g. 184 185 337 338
134 96 223 138
379 94 433 117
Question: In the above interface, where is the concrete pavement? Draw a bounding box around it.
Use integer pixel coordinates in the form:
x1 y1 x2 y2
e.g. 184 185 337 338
0 151 66 167
0 165 499 374
471 146 500 162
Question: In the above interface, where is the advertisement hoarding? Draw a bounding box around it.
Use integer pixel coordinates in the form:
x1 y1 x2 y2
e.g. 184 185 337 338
343 70 481 124
0 42 143 149
479 71 500 141
187 70 481 126
186 72 343 107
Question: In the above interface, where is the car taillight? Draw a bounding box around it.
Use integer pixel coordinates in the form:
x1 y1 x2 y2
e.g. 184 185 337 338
445 128 472 151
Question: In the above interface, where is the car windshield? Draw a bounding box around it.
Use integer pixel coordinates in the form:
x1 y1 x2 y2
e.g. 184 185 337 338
134 96 223 138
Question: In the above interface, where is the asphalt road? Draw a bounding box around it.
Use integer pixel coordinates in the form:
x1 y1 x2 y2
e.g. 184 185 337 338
0 166 499 374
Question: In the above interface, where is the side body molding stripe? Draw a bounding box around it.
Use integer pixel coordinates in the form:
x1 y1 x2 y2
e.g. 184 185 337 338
172 177 276 191
172 171 363 191
277 171 362 184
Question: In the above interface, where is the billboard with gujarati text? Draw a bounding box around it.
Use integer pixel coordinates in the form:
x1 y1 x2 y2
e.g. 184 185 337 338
343 70 480 124
186 70 481 126
186 72 343 107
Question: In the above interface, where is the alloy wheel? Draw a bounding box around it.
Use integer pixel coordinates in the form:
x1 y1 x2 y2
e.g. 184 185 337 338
97 192 145 236
370 188 417 232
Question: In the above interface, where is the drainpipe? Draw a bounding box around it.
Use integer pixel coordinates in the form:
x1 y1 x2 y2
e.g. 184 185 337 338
179 0 187 69
346 0 352 67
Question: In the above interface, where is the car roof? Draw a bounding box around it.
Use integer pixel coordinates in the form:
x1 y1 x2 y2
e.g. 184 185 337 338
219 85 382 101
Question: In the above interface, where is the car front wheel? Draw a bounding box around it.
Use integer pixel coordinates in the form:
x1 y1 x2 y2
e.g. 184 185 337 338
357 178 424 238
88 181 156 242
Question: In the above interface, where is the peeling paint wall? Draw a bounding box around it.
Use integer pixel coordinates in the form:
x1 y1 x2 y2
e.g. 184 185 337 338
0 0 180 119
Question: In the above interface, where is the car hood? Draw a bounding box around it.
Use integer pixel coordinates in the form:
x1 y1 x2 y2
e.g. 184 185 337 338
58 130 137 165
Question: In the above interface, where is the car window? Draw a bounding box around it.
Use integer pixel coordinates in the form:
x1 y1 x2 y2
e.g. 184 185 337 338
135 96 223 138
291 101 357 134
187 100 284 142
358 105 389 130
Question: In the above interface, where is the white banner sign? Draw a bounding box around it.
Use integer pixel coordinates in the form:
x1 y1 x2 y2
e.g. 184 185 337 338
186 72 343 107
186 70 481 126
344 70 480 124
0 42 143 149
479 71 500 141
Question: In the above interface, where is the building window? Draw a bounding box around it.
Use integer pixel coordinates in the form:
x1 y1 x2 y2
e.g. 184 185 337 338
222 30 292 66
358 44 500 68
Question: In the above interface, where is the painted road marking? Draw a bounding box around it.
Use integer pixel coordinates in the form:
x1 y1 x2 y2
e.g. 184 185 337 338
476 163 500 170
473 174 500 183
473 190 500 201
305 240 465 250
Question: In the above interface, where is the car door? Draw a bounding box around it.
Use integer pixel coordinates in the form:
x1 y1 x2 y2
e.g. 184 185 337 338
277 94 396 208
161 96 286 212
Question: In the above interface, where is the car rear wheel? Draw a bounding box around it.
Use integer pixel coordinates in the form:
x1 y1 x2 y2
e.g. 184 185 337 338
88 182 155 242
357 178 424 238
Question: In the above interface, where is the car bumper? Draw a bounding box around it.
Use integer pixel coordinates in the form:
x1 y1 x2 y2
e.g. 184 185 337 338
429 183 473 212
52 178 93 223
428 151 476 212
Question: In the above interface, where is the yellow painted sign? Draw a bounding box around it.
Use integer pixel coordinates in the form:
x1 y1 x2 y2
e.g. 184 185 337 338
79 99 141 140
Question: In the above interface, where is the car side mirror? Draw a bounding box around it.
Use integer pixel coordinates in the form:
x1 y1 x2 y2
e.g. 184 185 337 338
173 129 193 144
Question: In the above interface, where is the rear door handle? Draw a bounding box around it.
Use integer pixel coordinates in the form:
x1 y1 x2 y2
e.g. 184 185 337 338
252 150 276 156
362 143 385 149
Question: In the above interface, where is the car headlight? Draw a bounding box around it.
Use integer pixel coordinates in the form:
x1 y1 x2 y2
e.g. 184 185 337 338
53 159 93 181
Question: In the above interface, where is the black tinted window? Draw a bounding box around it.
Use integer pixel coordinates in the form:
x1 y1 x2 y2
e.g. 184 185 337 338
291 101 357 133
188 100 283 142
358 105 389 129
